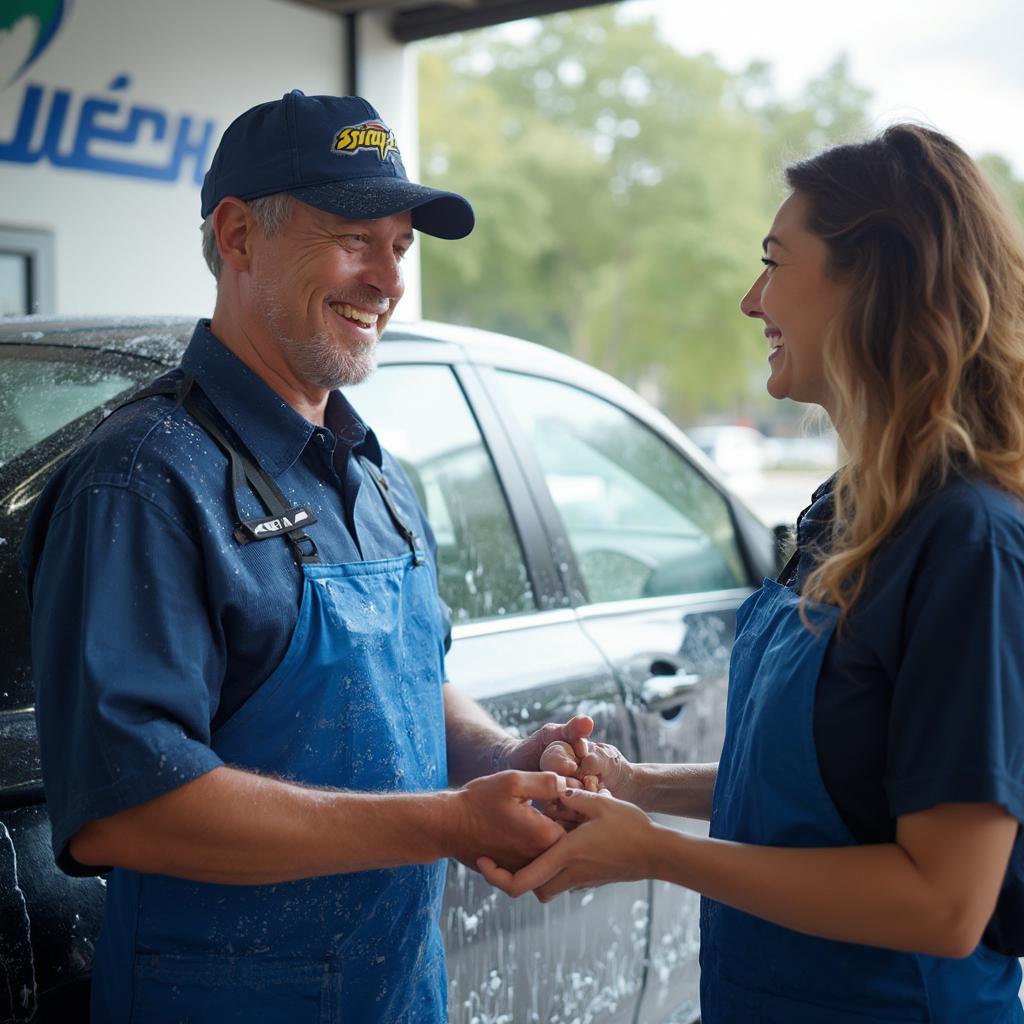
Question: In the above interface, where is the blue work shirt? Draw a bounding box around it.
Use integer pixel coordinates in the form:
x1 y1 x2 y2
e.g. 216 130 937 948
20 320 450 874
788 474 1024 955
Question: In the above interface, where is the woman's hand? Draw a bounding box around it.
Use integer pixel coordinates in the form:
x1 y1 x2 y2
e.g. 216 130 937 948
575 740 636 801
538 738 589 779
539 737 636 798
477 787 660 901
537 740 592 827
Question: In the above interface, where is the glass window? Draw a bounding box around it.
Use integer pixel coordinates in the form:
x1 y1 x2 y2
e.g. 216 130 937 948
0 348 141 467
495 372 746 603
350 364 536 624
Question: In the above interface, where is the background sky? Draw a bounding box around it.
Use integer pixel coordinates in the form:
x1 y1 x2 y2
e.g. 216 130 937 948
628 0 1024 174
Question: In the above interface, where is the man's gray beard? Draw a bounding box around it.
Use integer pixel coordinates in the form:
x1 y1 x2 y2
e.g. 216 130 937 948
255 282 377 390
286 325 377 390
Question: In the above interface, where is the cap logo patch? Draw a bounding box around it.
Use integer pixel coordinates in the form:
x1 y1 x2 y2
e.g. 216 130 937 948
332 121 398 161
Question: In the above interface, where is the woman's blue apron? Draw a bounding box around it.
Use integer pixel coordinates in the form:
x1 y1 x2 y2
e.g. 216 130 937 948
700 576 1024 1023
89 379 449 1023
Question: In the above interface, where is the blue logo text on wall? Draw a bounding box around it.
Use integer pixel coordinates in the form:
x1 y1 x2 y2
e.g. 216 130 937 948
0 1 217 186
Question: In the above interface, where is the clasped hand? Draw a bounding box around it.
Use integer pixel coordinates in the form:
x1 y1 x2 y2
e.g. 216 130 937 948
449 714 597 875
479 734 658 902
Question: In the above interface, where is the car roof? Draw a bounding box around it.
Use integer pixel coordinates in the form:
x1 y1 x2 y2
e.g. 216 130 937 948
0 314 610 386
0 313 726 472
0 315 198 365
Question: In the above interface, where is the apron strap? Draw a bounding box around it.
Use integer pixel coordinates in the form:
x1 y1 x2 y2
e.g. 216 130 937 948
105 376 424 569
104 377 320 566
776 546 801 586
357 455 424 566
775 476 836 587
178 379 321 566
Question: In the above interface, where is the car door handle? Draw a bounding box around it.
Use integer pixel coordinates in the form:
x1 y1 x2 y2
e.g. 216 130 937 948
639 672 702 712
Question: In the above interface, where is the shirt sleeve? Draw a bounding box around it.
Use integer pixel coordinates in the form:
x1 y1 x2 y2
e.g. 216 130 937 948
885 539 1024 825
27 483 225 875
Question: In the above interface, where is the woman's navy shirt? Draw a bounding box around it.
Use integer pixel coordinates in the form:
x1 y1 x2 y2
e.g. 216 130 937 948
19 321 450 874
786 474 1024 955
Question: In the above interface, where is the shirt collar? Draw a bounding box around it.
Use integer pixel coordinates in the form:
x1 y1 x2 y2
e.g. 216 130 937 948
810 472 837 503
180 320 381 476
795 472 837 550
326 388 383 466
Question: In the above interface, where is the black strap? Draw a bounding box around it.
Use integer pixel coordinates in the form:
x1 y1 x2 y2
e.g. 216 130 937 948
106 375 424 569
775 482 832 586
106 376 320 565
358 455 423 566
177 382 319 565
775 546 801 586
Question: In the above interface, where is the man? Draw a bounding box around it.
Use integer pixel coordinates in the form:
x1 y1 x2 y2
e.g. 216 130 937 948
20 91 590 1023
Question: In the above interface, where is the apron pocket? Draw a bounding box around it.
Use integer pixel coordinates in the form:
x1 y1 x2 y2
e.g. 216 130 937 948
131 953 339 1024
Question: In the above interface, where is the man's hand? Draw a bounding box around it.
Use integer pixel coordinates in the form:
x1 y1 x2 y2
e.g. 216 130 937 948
477 787 659 900
446 770 569 872
500 717 592 829
533 731 636 829
498 715 594 774
537 740 597 828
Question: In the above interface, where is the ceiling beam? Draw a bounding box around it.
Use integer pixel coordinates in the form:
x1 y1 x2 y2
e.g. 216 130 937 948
390 0 611 41
284 1 614 41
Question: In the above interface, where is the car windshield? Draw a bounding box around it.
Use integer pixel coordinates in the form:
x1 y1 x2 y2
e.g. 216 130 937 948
0 347 141 467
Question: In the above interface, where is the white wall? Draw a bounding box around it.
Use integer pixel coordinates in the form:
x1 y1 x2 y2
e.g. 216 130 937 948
0 0 346 317
356 10 423 321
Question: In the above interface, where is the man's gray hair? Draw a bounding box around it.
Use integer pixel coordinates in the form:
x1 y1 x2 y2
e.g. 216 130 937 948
200 193 296 281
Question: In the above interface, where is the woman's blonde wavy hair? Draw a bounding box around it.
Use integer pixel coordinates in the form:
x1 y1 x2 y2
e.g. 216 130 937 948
788 124 1024 622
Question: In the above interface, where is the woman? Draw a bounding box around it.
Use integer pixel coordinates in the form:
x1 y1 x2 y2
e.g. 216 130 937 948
481 124 1024 1023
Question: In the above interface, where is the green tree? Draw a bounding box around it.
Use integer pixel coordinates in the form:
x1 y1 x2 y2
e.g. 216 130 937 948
418 9 875 421
978 153 1024 227
736 54 872 168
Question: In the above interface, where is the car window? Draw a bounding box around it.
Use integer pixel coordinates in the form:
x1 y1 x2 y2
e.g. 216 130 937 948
349 364 536 624
0 346 141 467
0 343 163 717
495 371 746 603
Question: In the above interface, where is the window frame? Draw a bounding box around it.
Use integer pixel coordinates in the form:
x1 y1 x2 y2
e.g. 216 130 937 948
0 228 55 317
368 340 572 622
470 361 773 608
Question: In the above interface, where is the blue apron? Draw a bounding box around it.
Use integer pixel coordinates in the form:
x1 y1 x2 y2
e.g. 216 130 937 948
89 379 449 1023
700 577 1024 1023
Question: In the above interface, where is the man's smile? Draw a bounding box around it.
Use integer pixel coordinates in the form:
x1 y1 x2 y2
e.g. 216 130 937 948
328 301 381 329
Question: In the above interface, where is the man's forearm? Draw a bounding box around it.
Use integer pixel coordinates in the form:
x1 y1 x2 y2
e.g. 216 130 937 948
443 684 513 785
70 766 459 885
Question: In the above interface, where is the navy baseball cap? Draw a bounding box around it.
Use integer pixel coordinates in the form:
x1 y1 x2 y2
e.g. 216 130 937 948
200 90 474 239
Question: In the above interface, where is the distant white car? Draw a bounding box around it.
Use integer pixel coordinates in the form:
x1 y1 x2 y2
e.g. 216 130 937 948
686 425 768 478
763 434 838 471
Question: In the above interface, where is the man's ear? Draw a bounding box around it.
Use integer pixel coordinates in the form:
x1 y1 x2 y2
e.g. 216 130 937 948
213 198 255 273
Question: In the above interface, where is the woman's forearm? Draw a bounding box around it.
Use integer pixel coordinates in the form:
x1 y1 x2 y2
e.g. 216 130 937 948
482 795 1015 960
648 803 1014 957
625 762 717 820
